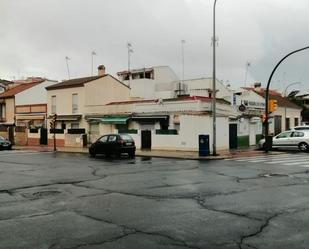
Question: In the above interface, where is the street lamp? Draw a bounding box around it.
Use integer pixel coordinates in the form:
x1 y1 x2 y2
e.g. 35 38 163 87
212 0 218 156
284 82 301 130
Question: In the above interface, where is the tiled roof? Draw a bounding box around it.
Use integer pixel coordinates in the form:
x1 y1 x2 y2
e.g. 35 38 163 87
46 76 105 90
0 82 41 98
242 87 301 109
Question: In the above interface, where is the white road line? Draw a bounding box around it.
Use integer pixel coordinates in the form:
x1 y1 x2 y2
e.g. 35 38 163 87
0 151 53 156
266 158 309 164
233 154 302 162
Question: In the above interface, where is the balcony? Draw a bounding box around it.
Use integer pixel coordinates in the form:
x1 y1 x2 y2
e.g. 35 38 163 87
0 117 6 123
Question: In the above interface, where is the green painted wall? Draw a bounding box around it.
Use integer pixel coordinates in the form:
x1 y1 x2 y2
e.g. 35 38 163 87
237 135 249 148
256 134 263 144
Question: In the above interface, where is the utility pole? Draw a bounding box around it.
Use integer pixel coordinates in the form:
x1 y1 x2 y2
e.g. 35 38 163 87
65 56 71 79
212 0 218 156
181 40 185 84
91 51 96 76
127 42 133 87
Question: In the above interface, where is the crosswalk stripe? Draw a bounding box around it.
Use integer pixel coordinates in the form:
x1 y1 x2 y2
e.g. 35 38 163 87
266 158 309 164
226 153 309 168
233 154 301 162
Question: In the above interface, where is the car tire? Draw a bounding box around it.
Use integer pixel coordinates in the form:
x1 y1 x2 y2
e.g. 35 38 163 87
115 150 121 158
128 151 135 158
89 148 96 157
298 142 309 152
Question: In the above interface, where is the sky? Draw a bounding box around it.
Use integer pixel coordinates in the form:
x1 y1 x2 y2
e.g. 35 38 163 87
0 0 309 92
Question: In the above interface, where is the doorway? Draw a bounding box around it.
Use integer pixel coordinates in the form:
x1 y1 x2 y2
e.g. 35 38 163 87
229 123 238 149
141 130 151 150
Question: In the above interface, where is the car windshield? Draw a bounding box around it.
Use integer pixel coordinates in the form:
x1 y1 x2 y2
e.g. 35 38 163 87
120 134 133 141
0 136 5 141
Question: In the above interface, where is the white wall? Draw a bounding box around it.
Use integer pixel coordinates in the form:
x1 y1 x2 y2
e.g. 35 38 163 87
130 114 229 152
15 80 57 105
129 79 155 99
185 78 232 100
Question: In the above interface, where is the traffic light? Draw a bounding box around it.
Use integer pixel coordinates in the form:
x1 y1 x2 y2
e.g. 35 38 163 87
52 114 57 123
268 99 278 113
50 121 55 129
50 114 57 129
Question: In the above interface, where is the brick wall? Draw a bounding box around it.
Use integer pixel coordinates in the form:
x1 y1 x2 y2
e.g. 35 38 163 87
28 138 40 146
15 131 28 146
48 138 65 147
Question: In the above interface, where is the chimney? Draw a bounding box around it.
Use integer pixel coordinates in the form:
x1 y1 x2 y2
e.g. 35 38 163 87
98 65 106 76
254 82 261 91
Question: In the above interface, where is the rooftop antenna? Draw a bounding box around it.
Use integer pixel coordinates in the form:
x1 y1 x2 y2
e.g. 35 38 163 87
181 40 185 84
91 51 97 76
244 61 251 87
127 42 133 87
65 56 71 79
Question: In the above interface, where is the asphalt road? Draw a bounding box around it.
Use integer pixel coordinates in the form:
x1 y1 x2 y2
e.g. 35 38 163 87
0 150 308 249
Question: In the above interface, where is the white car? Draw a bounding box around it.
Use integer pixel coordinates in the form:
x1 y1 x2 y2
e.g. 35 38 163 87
293 125 309 130
258 130 309 152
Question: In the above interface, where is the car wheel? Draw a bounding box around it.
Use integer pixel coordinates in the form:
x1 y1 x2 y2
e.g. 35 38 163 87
128 151 135 158
298 142 309 152
115 150 121 158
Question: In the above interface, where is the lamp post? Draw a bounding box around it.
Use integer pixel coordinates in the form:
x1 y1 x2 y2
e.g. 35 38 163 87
284 82 301 130
212 0 218 156
264 46 309 152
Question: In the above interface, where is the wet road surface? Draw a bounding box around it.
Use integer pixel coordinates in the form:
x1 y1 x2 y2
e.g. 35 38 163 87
0 150 308 249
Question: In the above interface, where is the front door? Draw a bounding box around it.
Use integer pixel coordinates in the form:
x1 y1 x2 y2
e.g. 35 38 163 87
40 128 48 145
141 130 151 150
229 124 238 149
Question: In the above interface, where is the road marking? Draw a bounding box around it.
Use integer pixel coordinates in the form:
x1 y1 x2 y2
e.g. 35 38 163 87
266 157 309 164
227 153 309 168
0 151 53 156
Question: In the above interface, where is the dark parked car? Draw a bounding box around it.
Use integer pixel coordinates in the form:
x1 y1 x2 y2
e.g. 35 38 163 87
0 136 12 150
89 134 136 158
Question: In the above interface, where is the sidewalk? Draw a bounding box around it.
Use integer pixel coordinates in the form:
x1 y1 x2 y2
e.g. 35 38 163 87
13 145 283 160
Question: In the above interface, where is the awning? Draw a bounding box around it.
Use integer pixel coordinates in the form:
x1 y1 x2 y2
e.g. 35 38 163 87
87 116 130 124
48 115 82 121
132 115 169 123
16 115 45 120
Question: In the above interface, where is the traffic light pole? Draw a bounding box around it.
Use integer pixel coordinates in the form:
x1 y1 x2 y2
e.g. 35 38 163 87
52 114 57 152
264 46 309 152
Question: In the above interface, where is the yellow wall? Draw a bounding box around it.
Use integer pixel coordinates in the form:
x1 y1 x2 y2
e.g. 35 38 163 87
5 98 15 124
47 86 85 116
84 75 130 114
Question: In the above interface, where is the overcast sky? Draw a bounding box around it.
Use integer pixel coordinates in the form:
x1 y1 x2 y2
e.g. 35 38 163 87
1 0 309 92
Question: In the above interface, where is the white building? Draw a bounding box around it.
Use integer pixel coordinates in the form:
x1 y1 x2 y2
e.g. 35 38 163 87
117 66 180 99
